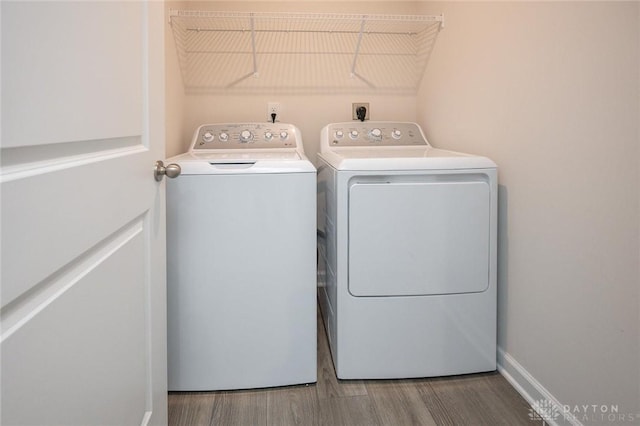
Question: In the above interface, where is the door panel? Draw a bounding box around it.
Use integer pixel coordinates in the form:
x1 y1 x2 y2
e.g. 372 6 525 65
348 179 490 297
1 147 149 307
2 1 143 146
1 1 167 425
2 224 147 425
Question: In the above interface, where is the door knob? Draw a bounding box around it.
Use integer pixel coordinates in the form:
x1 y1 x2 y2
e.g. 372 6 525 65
154 160 181 181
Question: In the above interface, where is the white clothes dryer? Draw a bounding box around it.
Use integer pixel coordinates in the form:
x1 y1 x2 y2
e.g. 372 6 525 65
167 123 316 391
317 121 497 379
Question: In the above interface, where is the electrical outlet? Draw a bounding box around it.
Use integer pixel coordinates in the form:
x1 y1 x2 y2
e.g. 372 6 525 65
352 102 370 121
268 102 281 122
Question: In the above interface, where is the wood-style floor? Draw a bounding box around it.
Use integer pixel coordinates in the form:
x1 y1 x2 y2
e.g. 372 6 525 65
169 309 534 426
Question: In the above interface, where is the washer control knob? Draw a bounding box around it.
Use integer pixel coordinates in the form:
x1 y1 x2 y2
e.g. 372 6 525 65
240 130 253 143
335 130 344 139
219 132 229 142
202 131 214 142
392 129 402 139
280 131 289 140
264 131 273 141
349 130 359 139
370 128 382 140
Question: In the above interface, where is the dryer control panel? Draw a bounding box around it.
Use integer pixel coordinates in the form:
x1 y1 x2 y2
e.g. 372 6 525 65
326 122 429 147
192 123 299 150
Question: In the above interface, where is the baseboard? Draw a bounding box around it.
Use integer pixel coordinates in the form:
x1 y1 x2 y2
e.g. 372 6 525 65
497 347 581 426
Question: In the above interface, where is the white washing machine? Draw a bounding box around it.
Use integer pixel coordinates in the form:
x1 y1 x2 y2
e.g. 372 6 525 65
167 122 317 391
317 121 497 379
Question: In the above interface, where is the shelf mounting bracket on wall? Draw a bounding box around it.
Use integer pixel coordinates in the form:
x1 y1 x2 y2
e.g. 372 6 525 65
225 14 259 88
350 16 375 89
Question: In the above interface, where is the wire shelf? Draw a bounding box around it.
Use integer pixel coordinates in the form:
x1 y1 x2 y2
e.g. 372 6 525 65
169 10 444 94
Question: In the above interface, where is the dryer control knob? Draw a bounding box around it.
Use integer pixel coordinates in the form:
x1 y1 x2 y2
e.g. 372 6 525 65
280 131 289 140
370 128 382 140
264 131 273 141
349 130 359 139
219 132 229 142
202 131 214 142
240 130 253 143
392 129 402 139
335 130 344 139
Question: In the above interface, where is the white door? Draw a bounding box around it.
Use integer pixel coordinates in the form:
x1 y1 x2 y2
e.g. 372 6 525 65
1 2 167 425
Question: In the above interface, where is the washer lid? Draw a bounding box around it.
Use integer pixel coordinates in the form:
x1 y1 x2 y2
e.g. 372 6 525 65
189 151 301 161
319 147 496 171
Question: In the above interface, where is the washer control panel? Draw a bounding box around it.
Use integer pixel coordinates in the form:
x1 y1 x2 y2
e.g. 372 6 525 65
192 123 298 150
327 122 428 147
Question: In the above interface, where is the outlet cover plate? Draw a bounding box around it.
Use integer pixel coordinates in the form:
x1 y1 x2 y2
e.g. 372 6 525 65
268 102 281 122
352 102 370 121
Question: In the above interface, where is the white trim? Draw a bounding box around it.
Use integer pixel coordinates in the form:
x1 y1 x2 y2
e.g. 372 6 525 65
498 347 582 426
0 143 146 182
140 411 152 426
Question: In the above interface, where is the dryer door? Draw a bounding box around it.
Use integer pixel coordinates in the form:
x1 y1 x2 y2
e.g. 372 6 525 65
348 175 491 297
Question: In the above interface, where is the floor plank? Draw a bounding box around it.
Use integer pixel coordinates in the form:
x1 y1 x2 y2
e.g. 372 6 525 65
318 395 382 426
266 384 318 426
209 390 267 426
366 379 438 426
421 373 532 426
168 393 216 426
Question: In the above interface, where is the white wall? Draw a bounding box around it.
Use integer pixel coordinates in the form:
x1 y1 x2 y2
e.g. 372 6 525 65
417 2 640 422
165 0 188 158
